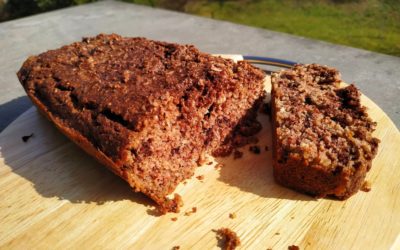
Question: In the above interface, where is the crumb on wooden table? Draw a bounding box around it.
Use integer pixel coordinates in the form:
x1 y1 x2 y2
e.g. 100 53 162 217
22 133 34 142
249 145 261 154
172 246 180 250
233 150 243 159
229 213 237 219
288 245 299 250
207 161 213 165
196 175 204 181
361 180 371 192
184 207 197 216
171 217 178 222
158 193 183 215
275 232 280 235
215 227 241 250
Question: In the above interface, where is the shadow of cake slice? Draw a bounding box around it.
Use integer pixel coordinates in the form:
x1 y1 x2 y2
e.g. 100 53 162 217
17 34 265 212
271 64 379 199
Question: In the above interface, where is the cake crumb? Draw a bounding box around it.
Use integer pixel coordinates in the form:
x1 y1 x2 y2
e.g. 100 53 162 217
207 161 213 165
215 228 241 250
184 207 197 216
288 245 299 250
183 181 187 185
233 150 243 159
275 232 280 235
249 145 261 154
229 213 237 219
196 175 204 181
22 133 34 142
171 217 178 221
158 193 183 214
361 180 371 192
172 246 180 250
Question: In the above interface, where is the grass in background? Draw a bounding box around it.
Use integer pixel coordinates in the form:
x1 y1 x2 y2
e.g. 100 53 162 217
128 0 400 57
1 0 399 56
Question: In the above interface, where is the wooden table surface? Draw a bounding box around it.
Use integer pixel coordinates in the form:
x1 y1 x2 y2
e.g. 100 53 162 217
1 70 399 249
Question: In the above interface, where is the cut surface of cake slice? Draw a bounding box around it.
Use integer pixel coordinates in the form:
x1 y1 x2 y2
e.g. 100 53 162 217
17 34 265 212
271 64 379 199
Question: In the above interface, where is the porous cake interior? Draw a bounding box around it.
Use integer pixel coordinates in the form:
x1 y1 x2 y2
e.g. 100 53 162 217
272 64 379 198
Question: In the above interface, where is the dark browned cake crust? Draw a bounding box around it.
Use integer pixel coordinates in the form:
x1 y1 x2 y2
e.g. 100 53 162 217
17 34 265 212
271 64 379 199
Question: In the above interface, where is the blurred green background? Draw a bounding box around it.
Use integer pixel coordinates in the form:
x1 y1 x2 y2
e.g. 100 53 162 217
1 0 399 57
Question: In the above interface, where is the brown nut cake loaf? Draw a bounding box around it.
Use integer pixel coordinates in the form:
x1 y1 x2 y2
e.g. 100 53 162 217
17 34 265 212
271 64 379 199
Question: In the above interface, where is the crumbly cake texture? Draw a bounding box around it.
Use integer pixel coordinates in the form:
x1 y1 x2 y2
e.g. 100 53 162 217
216 228 241 250
212 101 262 158
271 64 379 199
18 34 265 212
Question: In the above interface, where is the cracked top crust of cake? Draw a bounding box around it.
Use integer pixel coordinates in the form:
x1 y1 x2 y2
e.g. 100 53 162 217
19 34 264 161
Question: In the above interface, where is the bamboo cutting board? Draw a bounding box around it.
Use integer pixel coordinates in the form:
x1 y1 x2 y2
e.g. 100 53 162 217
1 57 400 249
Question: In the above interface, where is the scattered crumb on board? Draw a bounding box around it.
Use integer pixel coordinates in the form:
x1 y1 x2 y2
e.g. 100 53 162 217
361 180 371 192
288 245 300 250
229 213 237 219
158 193 183 215
215 227 241 250
196 175 204 181
171 246 180 250
171 217 178 222
22 133 34 142
184 207 197 216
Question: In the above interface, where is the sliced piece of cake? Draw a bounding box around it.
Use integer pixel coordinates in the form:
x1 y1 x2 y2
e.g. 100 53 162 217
17 34 265 212
271 64 379 199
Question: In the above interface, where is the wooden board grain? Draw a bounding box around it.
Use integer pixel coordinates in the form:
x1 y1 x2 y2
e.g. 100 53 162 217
1 60 400 249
